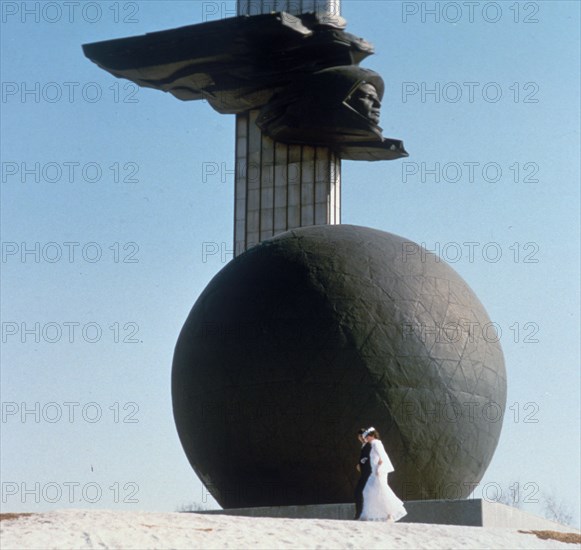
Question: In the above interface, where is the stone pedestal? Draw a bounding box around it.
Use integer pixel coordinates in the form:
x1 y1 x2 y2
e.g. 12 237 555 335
196 499 579 532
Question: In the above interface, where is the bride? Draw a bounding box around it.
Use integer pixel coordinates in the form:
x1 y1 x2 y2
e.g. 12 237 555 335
359 427 407 522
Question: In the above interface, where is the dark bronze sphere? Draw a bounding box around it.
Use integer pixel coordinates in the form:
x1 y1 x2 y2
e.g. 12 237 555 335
172 225 506 507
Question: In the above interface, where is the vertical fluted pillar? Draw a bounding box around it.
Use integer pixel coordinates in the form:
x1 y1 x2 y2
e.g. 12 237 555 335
235 0 342 255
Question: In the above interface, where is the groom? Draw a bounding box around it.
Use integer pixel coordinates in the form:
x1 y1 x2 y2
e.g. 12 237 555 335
354 428 372 520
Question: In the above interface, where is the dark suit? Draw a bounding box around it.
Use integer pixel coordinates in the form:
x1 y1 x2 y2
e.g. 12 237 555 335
354 441 372 519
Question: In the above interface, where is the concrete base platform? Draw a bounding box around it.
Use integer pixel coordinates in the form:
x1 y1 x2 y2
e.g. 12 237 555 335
197 499 576 532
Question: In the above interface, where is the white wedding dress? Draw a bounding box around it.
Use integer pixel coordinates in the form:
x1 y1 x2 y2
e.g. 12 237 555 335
360 439 407 522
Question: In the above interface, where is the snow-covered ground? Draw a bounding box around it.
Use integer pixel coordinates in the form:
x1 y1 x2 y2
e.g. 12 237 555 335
1 509 580 550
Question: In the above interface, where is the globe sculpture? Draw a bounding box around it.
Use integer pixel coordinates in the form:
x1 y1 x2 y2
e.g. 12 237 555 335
172 225 507 508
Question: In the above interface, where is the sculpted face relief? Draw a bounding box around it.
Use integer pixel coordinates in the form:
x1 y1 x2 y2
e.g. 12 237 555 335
348 82 381 125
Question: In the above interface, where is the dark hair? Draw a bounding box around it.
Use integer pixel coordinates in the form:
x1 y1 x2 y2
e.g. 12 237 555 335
357 428 366 435
366 430 380 440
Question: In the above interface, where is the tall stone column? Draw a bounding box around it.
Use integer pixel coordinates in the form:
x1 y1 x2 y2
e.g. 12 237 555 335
235 0 342 255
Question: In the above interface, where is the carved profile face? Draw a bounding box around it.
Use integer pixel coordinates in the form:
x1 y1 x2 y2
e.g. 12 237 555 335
347 82 381 125
256 66 388 147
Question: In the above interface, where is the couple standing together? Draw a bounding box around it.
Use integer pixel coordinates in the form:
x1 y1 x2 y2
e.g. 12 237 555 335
354 427 407 522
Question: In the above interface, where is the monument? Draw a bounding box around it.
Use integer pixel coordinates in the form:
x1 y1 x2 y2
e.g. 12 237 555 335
83 0 506 510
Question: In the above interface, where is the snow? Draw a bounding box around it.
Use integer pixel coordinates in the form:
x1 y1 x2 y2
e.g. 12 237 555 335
1 509 580 550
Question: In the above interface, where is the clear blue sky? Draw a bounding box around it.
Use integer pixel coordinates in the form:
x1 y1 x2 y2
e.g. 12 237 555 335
1 0 579 524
